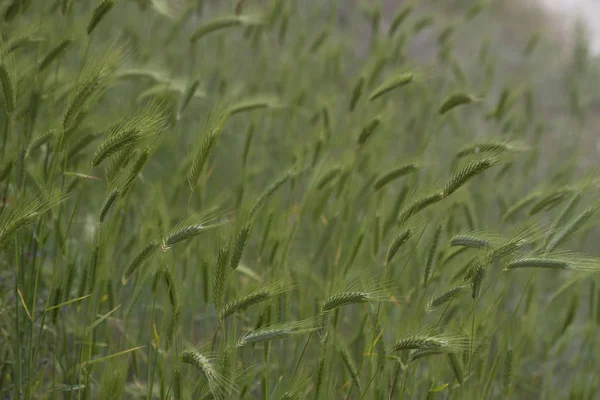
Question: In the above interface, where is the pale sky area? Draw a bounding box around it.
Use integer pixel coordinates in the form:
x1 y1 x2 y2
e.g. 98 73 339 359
538 0 600 53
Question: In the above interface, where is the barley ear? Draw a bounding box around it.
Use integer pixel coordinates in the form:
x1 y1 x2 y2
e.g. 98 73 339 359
368 72 414 101
357 117 381 146
162 210 226 251
546 205 597 252
349 75 365 112
447 353 464 384
386 227 413 265
26 129 56 157
439 92 479 115
99 189 119 223
0 190 66 247
63 41 124 131
181 349 234 400
230 222 251 271
219 279 292 321
337 342 362 393
0 60 16 114
39 39 73 71
423 223 443 286
213 244 230 311
426 285 465 313
92 102 166 167
249 170 291 219
178 79 200 118
471 264 486 299
503 348 513 397
397 192 444 225
87 0 117 35
443 157 497 197
373 164 418 191
316 165 342 191
190 16 242 42
190 15 265 43
120 148 151 196
187 105 229 191
388 4 413 37
121 241 159 284
172 367 182 400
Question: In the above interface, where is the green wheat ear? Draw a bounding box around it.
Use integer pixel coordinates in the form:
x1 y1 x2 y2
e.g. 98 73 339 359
337 341 362 393
413 15 435 33
455 140 525 159
309 28 329 53
186 103 230 192
0 158 12 181
443 157 498 197
120 147 151 196
386 227 413 265
0 58 16 114
98 189 119 223
368 72 414 101
91 101 166 167
546 205 597 252
393 327 481 357
471 263 486 299
423 222 443 286
397 192 444 226
439 92 479 114
373 163 418 191
388 3 414 37
505 252 600 272
177 79 200 119
63 40 125 131
316 165 343 191
190 14 265 43
26 129 56 158
236 317 320 347
249 168 293 219
528 189 571 215
348 75 365 112
121 241 159 284
426 285 466 313
227 95 283 116
503 348 513 397
181 348 235 400
171 367 182 400
161 209 228 251
219 279 293 321
213 241 230 312
0 189 66 247
87 0 116 36
503 192 540 221
321 276 396 313
230 219 251 271
450 233 494 249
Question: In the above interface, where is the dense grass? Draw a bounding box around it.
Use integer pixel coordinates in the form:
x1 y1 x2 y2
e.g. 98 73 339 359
1 0 600 399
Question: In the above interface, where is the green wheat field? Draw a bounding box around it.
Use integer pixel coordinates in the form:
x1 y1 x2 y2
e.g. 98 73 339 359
1 0 600 398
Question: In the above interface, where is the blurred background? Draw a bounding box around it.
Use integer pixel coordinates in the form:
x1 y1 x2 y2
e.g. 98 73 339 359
538 0 600 54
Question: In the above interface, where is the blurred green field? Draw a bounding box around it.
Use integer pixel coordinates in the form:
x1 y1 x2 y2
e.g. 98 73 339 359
1 0 600 399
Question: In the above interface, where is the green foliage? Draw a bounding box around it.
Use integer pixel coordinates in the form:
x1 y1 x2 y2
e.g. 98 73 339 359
1 1 600 399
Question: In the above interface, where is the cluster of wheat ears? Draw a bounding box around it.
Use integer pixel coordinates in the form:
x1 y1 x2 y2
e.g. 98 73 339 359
1 0 599 399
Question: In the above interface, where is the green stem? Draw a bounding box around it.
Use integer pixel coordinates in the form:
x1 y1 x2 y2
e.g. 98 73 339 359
389 361 402 399
291 332 312 381
359 370 378 400
262 342 270 400
1 117 8 157
14 237 23 399
25 220 45 400
467 298 478 400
